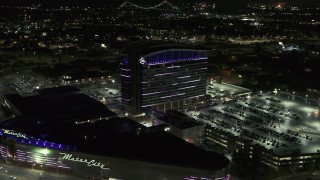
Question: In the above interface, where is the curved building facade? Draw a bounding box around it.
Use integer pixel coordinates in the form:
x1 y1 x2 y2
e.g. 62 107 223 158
121 43 208 115
0 129 230 180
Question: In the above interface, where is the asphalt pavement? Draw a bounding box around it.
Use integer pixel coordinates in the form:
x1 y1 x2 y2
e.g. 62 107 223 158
0 162 87 180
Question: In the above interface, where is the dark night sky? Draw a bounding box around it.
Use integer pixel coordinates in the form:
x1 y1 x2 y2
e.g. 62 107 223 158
1 0 319 6
0 0 319 13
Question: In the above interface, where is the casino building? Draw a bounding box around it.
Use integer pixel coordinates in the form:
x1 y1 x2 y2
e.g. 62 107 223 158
121 42 208 115
0 86 230 180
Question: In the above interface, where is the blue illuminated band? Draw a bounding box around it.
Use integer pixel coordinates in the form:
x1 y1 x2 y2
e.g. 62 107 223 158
0 129 76 151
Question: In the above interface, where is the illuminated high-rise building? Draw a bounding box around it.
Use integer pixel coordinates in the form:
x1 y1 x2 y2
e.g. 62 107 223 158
121 42 208 115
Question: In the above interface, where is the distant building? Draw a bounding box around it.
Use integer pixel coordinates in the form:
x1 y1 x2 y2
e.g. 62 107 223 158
121 41 208 115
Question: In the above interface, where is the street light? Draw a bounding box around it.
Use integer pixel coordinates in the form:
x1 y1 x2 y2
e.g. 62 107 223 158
57 160 61 174
142 113 146 121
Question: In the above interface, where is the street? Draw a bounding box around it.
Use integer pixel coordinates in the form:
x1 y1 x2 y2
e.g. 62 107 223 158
0 162 86 180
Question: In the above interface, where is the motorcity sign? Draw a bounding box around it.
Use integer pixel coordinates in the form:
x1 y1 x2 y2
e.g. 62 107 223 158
2 129 28 139
59 152 110 170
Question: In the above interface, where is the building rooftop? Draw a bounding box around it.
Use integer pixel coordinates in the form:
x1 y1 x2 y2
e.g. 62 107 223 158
4 86 116 124
207 81 252 98
158 110 202 129
37 86 81 96
0 116 229 171
1 86 229 171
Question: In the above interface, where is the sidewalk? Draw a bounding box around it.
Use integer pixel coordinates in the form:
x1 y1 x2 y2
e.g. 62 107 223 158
273 171 311 180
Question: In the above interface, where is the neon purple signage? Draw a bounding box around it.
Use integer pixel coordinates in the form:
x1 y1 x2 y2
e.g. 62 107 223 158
184 174 230 180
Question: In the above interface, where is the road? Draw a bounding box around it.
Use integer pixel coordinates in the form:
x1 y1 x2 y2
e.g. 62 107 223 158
274 171 317 180
0 162 86 180
0 73 18 122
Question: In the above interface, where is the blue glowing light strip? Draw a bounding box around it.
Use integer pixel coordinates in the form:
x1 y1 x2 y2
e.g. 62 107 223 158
0 129 76 151
148 57 208 66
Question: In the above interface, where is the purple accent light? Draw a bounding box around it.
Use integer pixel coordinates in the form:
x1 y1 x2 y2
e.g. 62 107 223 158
178 76 191 79
215 175 230 180
123 56 129 64
148 57 207 66
178 86 195 90
121 68 130 71
160 93 185 99
121 74 130 78
142 91 162 96
144 49 207 66
181 79 200 84
154 72 175 76
167 65 180 68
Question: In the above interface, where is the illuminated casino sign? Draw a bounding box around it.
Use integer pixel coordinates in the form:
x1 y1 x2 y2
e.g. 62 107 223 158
59 152 110 170
139 57 146 64
2 129 28 139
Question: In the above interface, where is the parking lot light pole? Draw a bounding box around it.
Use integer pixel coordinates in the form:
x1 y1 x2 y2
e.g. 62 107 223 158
112 80 115 88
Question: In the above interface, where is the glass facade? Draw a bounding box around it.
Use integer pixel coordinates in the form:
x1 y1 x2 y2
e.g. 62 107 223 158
121 49 208 112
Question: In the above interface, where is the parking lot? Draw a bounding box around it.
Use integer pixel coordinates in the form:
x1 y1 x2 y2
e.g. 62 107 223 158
186 91 320 156
207 81 252 98
10 73 55 95
82 86 121 104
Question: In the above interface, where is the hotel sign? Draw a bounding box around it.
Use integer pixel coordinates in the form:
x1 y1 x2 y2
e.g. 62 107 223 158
2 129 28 139
59 152 110 170
139 57 146 64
